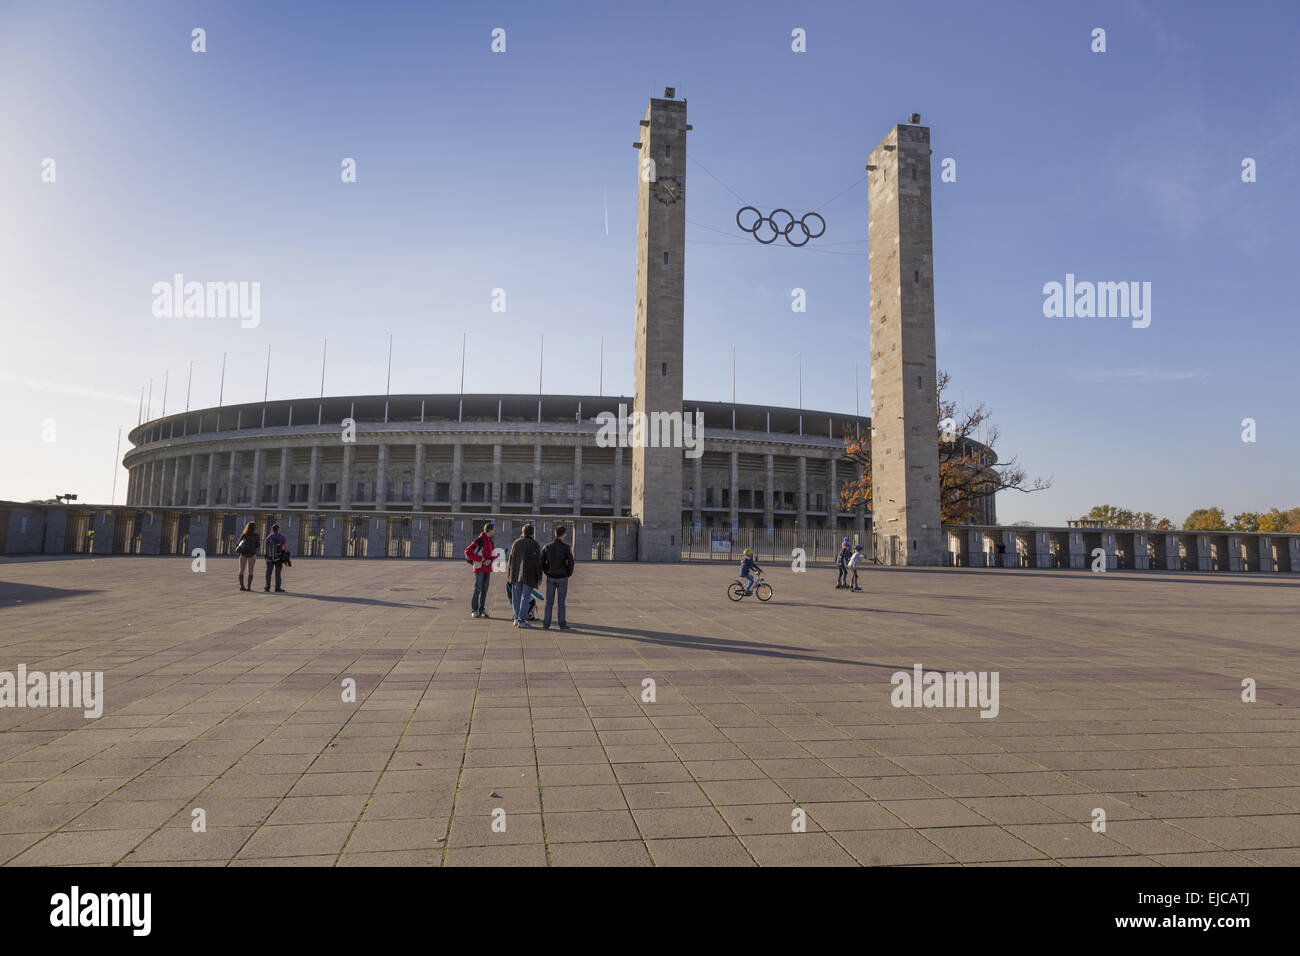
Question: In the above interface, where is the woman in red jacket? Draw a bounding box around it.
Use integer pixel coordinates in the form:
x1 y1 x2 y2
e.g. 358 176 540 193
466 520 497 618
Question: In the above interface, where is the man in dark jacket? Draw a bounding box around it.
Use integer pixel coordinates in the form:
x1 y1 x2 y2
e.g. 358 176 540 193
506 524 543 628
540 525 575 631
264 523 289 593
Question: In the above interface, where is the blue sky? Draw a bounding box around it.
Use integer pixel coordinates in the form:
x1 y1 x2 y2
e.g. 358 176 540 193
2 0 1296 523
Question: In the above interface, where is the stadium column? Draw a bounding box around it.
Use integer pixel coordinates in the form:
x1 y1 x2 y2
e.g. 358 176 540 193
187 455 201 507
413 445 426 510
763 453 775 530
278 448 290 509
492 445 502 512
691 454 702 528
205 452 218 507
308 446 321 510
251 449 265 507
532 446 542 514
376 444 388 511
867 120 943 565
450 444 463 513
631 92 688 561
225 451 238 508
170 456 183 506
797 456 807 530
340 445 354 512
573 446 583 517
611 446 622 518
728 451 739 530
828 457 838 531
148 460 159 506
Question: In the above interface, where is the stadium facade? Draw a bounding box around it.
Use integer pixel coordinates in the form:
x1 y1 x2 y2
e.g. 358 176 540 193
121 392 996 543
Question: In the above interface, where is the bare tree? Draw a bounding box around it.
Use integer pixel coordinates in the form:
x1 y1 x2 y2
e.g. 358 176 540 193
839 370 1051 524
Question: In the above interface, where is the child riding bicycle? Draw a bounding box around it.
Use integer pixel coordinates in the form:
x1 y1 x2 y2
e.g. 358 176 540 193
739 548 762 594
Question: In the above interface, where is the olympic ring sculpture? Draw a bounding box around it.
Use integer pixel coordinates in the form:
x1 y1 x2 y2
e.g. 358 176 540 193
735 206 827 247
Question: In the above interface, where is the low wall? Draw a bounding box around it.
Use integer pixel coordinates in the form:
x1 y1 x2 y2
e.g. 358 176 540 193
944 524 1300 574
0 502 640 563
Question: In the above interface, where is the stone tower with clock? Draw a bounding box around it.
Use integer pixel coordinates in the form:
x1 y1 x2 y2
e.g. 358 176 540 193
867 118 944 566
631 91 688 562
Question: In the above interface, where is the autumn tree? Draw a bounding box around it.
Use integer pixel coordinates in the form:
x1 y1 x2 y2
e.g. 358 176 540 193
1231 512 1261 533
1081 506 1173 530
1183 507 1228 531
1254 508 1300 533
839 370 1051 524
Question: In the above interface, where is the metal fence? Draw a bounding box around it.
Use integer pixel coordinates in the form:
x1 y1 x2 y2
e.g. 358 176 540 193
680 526 866 566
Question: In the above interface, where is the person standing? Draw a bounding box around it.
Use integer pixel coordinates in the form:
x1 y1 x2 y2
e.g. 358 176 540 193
835 538 852 589
849 544 864 592
540 525 575 631
506 524 543 628
264 523 289 593
465 520 497 618
235 521 260 591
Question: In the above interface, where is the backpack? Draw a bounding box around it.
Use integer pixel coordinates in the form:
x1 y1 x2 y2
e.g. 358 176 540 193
464 535 485 566
267 536 285 562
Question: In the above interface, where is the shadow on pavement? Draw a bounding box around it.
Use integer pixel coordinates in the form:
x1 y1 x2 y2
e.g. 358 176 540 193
265 591 432 610
578 622 914 670
0 582 102 606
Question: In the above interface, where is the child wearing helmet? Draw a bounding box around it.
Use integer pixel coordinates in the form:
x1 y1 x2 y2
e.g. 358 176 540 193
835 538 852 589
849 544 864 592
738 548 761 595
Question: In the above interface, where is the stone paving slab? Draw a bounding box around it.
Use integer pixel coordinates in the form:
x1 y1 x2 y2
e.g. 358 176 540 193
0 554 1297 866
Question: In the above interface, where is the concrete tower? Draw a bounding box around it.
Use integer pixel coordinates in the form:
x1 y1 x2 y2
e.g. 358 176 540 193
631 92 688 562
867 119 944 566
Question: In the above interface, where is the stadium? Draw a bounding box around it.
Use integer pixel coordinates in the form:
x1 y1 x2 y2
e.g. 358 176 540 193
118 391 996 562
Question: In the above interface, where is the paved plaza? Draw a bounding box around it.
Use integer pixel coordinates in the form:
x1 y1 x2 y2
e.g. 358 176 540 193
0 555 1297 867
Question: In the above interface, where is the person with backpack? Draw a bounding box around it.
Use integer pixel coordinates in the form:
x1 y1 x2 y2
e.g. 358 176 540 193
264 523 289 593
835 538 852 589
465 520 497 618
235 521 260 592
506 524 543 628
540 525 575 631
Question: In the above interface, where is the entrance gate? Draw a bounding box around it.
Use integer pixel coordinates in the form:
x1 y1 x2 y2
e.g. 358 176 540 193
387 517 412 557
347 517 368 557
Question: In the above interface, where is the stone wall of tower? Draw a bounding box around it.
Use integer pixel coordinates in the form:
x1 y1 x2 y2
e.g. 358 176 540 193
631 97 688 562
867 123 944 566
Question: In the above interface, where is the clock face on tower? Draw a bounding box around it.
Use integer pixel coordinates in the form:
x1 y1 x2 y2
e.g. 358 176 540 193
652 176 683 205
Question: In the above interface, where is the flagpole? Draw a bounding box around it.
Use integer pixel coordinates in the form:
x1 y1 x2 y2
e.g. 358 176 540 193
218 353 226 407
185 360 193 412
110 426 122 505
320 338 327 398
161 370 168 417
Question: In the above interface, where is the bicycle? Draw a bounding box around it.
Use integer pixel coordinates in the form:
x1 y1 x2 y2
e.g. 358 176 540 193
727 571 772 602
